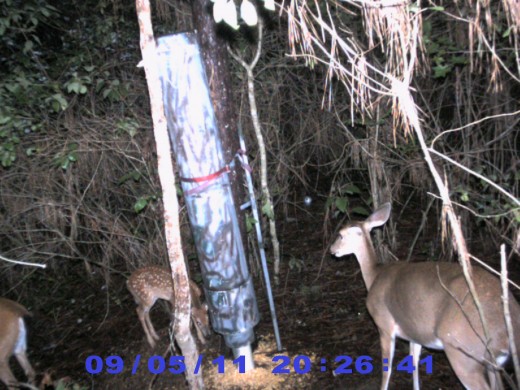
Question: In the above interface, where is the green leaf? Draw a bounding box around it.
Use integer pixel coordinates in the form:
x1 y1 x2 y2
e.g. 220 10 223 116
428 6 445 11
213 0 239 29
118 170 142 185
325 197 333 210
352 206 369 216
134 197 148 213
223 0 239 30
246 215 257 233
0 115 12 125
263 0 275 11
451 56 467 65
23 40 34 54
52 100 61 112
240 0 258 26
433 64 451 78
67 81 81 93
213 0 226 23
127 126 137 138
1 150 16 167
50 93 68 111
335 197 348 213
502 26 513 38
343 183 361 195
262 200 274 220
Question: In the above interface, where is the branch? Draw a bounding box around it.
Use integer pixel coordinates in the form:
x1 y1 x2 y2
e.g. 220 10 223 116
0 254 46 268
228 20 281 283
428 148 520 207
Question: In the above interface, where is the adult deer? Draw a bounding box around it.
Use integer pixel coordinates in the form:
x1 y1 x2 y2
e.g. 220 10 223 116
127 266 211 348
330 203 520 390
0 298 36 389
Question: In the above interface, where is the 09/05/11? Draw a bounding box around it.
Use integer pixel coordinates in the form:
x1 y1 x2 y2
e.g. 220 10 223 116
85 354 433 376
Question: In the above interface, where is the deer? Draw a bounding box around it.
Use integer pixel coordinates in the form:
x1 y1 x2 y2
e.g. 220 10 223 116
127 266 212 348
330 202 520 390
0 298 36 389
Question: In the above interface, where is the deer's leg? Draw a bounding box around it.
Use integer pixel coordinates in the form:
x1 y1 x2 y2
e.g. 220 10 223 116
191 314 206 345
410 341 422 390
444 344 491 390
0 360 17 390
14 351 35 384
487 367 498 390
137 307 157 348
144 309 160 341
379 331 396 390
12 318 35 384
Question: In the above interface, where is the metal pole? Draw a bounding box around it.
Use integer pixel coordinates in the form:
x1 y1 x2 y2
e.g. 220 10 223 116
238 126 282 352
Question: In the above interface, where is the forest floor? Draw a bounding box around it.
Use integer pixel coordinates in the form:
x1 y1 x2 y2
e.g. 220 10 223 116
13 197 519 389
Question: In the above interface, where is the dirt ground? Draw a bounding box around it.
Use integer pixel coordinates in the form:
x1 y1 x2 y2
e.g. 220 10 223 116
9 198 519 389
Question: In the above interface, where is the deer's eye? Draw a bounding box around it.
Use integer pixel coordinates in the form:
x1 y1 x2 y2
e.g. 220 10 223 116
348 227 363 236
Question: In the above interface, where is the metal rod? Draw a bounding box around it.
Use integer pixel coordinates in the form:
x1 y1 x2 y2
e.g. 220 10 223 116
233 344 255 372
238 126 282 352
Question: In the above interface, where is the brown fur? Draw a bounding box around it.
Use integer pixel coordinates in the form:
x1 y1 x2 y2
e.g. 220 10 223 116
127 266 211 348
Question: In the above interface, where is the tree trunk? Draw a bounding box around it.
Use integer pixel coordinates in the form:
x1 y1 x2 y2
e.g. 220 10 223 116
136 1 203 388
192 0 250 262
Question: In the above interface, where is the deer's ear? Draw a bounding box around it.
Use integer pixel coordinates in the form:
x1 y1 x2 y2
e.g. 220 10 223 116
365 203 391 231
190 280 203 297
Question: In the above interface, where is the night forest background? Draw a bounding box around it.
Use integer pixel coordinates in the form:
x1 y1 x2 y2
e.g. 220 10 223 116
0 0 519 388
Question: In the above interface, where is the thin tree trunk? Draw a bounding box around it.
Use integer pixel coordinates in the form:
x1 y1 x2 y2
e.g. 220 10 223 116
229 21 281 283
135 1 203 388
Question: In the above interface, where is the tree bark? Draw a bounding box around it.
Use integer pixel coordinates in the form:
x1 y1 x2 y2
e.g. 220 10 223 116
136 1 203 388
191 0 249 262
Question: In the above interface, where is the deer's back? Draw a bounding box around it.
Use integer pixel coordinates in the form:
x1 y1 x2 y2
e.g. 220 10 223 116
367 262 520 353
